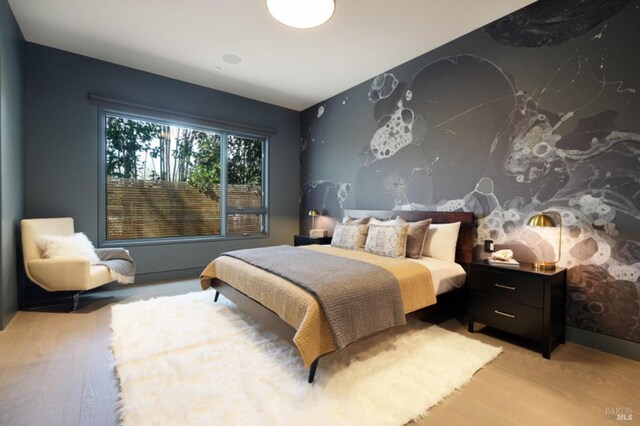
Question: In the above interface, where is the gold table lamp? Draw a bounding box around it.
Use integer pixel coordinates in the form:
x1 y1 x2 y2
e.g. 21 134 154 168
308 209 319 231
526 212 562 270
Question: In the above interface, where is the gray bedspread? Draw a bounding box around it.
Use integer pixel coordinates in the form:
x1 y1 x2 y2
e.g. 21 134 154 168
222 245 406 349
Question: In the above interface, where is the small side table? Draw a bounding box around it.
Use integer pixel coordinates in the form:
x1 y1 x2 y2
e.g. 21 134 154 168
294 234 332 246
468 260 566 359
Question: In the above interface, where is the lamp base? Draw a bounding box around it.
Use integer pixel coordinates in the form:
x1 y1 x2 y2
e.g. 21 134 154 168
532 261 557 270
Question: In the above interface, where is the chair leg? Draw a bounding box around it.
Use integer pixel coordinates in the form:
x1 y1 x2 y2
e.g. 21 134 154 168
214 291 220 302
25 291 81 312
71 292 81 312
308 358 319 383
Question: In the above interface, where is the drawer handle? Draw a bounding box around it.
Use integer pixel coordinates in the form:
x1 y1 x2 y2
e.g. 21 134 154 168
494 283 516 290
494 309 515 319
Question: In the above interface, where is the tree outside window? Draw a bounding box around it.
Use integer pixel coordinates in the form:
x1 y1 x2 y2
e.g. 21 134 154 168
104 113 266 241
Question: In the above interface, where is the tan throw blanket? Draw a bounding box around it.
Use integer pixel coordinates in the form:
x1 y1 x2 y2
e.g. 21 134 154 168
222 245 405 349
200 245 436 367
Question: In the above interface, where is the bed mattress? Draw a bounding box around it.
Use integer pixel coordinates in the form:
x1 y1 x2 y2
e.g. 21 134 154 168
407 255 467 295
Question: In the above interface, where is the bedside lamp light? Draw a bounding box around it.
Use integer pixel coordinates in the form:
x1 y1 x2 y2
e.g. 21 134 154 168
526 212 562 270
308 209 327 238
308 209 319 229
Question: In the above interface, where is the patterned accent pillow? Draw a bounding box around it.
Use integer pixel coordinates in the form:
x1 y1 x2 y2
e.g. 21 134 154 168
364 223 409 258
367 217 431 258
331 223 369 250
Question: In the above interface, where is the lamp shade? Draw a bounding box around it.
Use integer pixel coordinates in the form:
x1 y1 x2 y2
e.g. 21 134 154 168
526 213 556 228
308 209 320 217
526 211 562 270
267 0 335 29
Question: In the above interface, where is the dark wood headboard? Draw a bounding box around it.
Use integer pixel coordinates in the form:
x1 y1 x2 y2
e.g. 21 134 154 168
343 209 475 264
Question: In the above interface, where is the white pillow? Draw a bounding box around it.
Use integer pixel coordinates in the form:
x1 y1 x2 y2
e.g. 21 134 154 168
35 232 100 264
369 217 402 226
342 215 370 225
421 222 461 262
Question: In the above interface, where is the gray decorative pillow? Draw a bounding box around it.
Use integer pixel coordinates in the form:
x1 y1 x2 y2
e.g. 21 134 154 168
331 223 369 250
364 223 409 258
402 218 432 259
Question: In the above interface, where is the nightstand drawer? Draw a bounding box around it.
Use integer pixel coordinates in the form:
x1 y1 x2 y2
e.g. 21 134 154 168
474 295 543 341
473 267 543 308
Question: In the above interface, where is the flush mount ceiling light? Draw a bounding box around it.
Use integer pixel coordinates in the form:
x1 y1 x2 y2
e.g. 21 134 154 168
222 54 242 65
267 0 335 29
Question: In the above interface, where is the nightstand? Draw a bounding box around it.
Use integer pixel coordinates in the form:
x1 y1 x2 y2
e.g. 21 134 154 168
294 234 332 246
468 260 566 359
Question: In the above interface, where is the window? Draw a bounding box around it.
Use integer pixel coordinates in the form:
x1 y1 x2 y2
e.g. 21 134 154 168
101 110 267 243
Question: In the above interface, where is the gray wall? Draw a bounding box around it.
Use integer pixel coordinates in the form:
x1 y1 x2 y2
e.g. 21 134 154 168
24 43 300 279
300 0 640 346
0 0 24 329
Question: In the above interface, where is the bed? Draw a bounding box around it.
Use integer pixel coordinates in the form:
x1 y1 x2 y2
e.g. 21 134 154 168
200 210 475 382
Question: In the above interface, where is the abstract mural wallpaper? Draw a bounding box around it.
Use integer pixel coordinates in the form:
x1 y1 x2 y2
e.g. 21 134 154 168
300 0 640 343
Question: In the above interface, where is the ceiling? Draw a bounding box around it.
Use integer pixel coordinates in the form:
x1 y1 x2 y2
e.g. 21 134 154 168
9 0 536 111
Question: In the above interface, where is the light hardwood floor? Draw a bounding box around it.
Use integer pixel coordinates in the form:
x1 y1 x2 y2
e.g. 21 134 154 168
0 280 637 426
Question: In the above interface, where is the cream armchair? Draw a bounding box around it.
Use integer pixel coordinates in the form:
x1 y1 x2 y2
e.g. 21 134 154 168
21 218 113 309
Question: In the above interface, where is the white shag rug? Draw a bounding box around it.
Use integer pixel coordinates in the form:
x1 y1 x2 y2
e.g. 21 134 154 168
111 291 501 426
